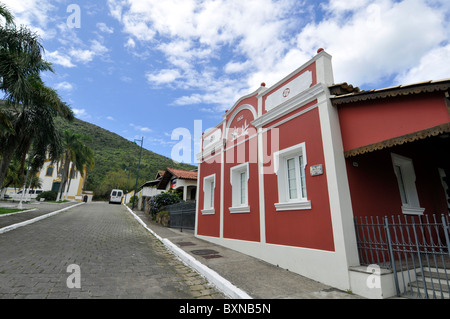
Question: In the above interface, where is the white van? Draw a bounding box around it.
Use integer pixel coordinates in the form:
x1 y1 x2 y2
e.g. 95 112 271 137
109 189 123 204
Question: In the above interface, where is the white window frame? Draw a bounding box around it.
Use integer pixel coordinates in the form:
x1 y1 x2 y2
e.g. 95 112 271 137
391 153 424 215
201 174 216 215
274 142 311 211
229 162 250 213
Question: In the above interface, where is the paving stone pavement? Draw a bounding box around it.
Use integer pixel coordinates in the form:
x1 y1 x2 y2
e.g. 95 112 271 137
0 202 226 299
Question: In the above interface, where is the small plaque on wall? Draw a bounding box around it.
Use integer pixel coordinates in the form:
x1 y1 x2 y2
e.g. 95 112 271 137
310 164 323 176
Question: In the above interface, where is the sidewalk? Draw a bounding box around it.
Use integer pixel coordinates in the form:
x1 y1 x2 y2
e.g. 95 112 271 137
129 208 364 299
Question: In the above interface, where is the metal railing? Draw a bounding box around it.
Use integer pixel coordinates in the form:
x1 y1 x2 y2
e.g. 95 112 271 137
166 201 196 231
354 213 450 298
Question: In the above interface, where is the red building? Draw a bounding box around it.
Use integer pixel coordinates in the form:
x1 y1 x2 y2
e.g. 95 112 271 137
331 81 450 218
195 49 450 298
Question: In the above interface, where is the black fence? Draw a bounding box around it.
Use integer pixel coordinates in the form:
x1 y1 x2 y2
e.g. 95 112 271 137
166 201 196 231
354 213 450 298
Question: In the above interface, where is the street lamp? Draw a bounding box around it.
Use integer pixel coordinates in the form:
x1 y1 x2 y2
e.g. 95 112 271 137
132 137 143 210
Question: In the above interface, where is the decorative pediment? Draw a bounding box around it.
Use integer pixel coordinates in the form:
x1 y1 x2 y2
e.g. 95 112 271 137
225 104 257 143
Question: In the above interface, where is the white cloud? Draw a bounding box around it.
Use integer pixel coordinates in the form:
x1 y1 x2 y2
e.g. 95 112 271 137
69 40 109 64
130 123 153 133
324 0 371 13
108 0 450 109
395 44 450 84
70 49 96 64
108 0 295 97
0 0 56 39
146 69 181 85
55 81 74 91
97 22 114 34
173 84 246 112
90 39 109 55
173 94 203 106
72 108 89 119
106 116 115 121
46 50 75 68
125 38 136 49
224 61 251 74
295 0 448 87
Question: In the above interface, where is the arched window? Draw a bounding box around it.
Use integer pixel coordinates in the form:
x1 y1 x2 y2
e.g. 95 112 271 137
46 166 54 177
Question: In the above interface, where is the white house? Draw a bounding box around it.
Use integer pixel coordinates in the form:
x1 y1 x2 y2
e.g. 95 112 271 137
37 159 86 201
156 168 198 201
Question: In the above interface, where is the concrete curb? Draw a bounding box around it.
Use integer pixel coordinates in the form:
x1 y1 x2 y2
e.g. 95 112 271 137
0 202 85 234
124 204 252 299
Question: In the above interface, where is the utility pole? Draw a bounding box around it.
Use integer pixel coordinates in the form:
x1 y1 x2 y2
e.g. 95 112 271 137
132 137 143 210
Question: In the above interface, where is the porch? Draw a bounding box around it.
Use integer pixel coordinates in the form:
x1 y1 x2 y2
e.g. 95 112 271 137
353 213 450 299
344 132 450 298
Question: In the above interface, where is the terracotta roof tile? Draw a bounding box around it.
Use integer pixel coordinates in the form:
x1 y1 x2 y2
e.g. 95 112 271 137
167 167 198 180
330 78 450 105
156 167 198 190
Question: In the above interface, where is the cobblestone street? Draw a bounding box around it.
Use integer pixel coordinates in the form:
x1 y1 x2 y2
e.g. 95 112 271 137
0 202 225 299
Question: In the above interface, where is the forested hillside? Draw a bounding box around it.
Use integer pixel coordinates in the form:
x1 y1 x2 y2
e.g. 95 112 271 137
55 117 196 199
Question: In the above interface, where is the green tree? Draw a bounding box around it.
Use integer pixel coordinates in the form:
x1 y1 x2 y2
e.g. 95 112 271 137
56 130 94 201
0 5 52 105
0 4 73 192
0 3 15 136
0 3 14 26
0 76 73 192
99 170 129 194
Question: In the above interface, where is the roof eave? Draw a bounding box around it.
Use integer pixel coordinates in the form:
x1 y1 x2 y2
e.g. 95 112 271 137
330 79 450 106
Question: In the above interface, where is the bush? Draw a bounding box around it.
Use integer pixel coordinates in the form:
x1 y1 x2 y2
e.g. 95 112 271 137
128 195 139 206
36 191 57 201
147 192 181 218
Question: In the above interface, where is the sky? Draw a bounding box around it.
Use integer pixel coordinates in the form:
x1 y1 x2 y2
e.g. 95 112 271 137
1 0 450 165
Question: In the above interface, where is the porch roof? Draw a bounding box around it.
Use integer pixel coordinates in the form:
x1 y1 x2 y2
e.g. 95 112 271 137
343 122 450 158
330 79 450 106
330 79 450 158
140 179 160 189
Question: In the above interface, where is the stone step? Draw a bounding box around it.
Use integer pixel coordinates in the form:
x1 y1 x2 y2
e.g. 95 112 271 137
407 268 450 299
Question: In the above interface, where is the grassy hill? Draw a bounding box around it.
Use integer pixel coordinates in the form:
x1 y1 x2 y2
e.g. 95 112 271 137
55 117 196 199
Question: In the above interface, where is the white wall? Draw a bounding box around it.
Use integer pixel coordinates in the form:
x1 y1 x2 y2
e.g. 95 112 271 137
38 160 83 198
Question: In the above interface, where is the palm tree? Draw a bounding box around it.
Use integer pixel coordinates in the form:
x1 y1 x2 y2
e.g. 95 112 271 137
56 130 94 201
0 75 73 193
1 3 51 105
0 4 73 192
0 3 14 26
0 156 21 198
0 2 15 135
0 99 13 135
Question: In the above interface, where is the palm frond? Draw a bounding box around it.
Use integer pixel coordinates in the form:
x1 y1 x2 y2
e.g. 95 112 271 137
0 3 14 26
